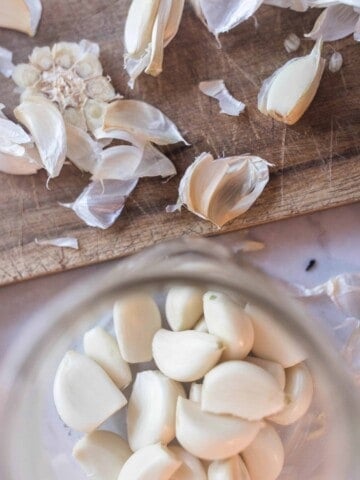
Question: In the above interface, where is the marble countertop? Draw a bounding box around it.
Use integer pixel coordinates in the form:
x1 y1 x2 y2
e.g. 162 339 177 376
1 202 360 359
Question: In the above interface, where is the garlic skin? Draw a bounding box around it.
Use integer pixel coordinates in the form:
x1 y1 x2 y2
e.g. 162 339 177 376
168 446 207 480
245 303 306 367
0 149 41 175
305 4 359 42
176 398 261 461
208 456 251 480
242 423 285 480
201 361 285 421
53 351 127 433
269 362 314 425
189 383 202 402
199 80 245 116
83 327 132 390
246 357 286 390
114 292 161 363
127 370 185 451
65 123 102 173
283 33 300 53
73 430 132 480
0 46 14 78
118 443 181 480
329 51 343 72
0 0 42 36
165 287 204 331
258 38 325 125
203 291 254 360
152 329 224 382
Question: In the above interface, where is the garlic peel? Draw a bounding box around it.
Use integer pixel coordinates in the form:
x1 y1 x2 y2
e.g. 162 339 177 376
305 4 359 41
0 0 42 36
65 123 102 173
165 287 204 331
329 51 343 72
199 80 245 116
168 446 207 480
35 237 79 249
0 149 41 175
0 46 14 78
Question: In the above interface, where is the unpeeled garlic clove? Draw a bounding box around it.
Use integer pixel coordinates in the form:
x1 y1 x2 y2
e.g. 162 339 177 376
168 446 207 480
189 382 202 402
165 287 204 331
127 370 185 451
73 430 132 480
114 292 161 363
53 350 127 433
203 291 254 360
242 423 285 480
83 327 132 390
14 98 67 178
245 303 306 368
124 0 160 57
258 38 325 125
118 443 181 480
246 357 286 390
152 329 224 382
268 362 314 425
193 316 208 333
0 0 42 36
201 361 285 421
208 456 251 480
176 398 261 460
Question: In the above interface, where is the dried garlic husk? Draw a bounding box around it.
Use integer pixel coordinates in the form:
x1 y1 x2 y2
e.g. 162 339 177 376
283 33 300 53
61 179 138 229
124 0 185 86
0 148 41 175
0 0 42 36
35 237 79 249
174 152 270 228
329 51 343 72
305 4 359 41
258 38 325 125
65 123 102 173
0 46 14 78
199 80 245 116
264 0 309 11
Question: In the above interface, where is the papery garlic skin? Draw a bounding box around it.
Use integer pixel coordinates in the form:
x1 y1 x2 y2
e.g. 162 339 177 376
127 370 185 451
199 80 245 116
0 0 42 36
258 38 325 125
329 51 343 72
65 123 102 173
193 316 208 333
208 455 251 480
176 398 261 461
166 287 204 331
0 46 14 78
118 443 181 480
73 430 132 480
305 4 359 42
284 33 300 53
168 446 207 480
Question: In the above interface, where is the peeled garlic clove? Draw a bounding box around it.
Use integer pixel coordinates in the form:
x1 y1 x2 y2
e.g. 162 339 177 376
305 4 359 42
208 456 251 480
14 98 67 178
202 361 285 421
29 46 53 71
203 291 254 360
128 370 185 451
53 350 127 433
245 303 306 367
176 398 261 460
114 292 161 363
0 0 42 36
153 329 223 382
52 41 82 68
189 383 202 402
83 327 132 390
199 80 245 116
246 357 286 390
124 0 160 56
165 287 204 331
118 443 181 480
242 423 284 480
73 430 132 480
193 316 208 333
168 446 207 480
12 63 40 89
269 362 314 425
258 38 325 125
66 123 102 173
104 100 188 146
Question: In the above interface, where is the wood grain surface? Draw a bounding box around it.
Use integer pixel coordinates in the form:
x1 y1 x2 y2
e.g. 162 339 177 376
0 1 359 285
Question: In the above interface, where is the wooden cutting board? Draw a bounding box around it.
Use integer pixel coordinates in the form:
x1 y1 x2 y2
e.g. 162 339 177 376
0 1 359 286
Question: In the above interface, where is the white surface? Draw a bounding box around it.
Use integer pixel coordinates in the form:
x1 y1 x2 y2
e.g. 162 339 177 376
1 202 359 359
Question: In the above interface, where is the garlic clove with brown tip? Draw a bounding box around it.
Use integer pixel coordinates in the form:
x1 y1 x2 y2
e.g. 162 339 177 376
0 0 42 36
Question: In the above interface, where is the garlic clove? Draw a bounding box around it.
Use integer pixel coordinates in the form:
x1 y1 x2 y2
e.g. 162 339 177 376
75 53 103 79
83 327 132 390
114 292 161 363
193 316 208 333
14 98 67 178
124 0 160 57
152 329 224 382
242 423 285 480
201 361 285 421
127 370 185 451
305 4 359 42
168 446 207 480
176 398 261 460
104 100 188 146
203 291 254 360
53 350 127 433
268 362 314 425
91 145 143 181
51 41 82 69
73 430 132 480
246 357 286 390
29 46 53 71
245 303 306 367
12 63 41 89
65 123 102 173
165 287 204 331
0 46 14 78
188 383 202 402
258 38 325 125
199 80 245 116
208 456 251 480
118 443 181 480
0 0 42 36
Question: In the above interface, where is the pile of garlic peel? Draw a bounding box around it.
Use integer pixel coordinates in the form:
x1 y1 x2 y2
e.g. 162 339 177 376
54 287 314 480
